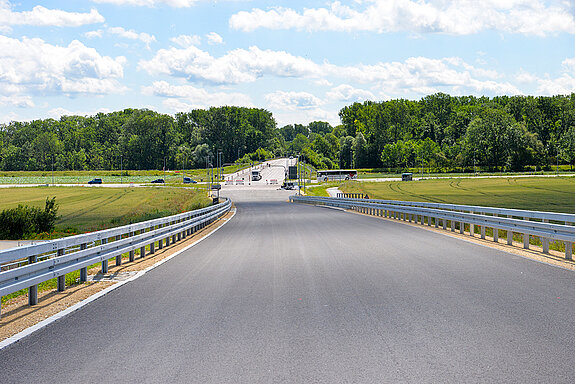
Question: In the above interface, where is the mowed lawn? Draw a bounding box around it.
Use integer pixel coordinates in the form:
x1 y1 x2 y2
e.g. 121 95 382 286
0 186 211 234
340 176 575 213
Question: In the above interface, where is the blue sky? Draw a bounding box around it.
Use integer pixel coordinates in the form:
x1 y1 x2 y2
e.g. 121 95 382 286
1 0 574 126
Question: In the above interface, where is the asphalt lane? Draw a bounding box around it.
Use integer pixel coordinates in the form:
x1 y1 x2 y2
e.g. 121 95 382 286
1 190 575 383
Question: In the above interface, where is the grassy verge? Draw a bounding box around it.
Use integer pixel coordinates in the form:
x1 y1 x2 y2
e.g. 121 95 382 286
338 176 575 213
0 186 211 236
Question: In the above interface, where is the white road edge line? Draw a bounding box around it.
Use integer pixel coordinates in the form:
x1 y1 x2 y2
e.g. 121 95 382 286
0 208 237 351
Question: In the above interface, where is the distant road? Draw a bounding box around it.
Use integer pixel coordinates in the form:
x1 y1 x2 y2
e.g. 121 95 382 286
1 181 575 383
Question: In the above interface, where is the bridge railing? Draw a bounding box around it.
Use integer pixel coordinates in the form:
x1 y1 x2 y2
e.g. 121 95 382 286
291 195 575 260
0 198 232 317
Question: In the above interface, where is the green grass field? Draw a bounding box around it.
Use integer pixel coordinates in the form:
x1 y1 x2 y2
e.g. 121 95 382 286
334 176 575 213
0 186 211 235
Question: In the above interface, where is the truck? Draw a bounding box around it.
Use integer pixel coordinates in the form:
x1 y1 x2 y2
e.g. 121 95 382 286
251 169 262 181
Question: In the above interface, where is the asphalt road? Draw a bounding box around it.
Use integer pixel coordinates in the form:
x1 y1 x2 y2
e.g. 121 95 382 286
1 189 575 383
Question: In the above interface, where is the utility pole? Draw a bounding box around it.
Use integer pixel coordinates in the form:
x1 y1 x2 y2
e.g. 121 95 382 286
120 155 123 184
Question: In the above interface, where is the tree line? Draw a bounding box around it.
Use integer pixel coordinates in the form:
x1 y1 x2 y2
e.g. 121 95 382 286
1 93 575 173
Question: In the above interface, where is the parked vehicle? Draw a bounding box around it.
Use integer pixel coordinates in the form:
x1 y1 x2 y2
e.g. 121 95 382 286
183 177 197 184
251 170 262 181
151 178 165 183
88 178 102 184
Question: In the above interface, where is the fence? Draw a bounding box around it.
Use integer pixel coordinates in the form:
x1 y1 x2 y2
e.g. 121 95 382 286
291 195 575 260
0 198 232 317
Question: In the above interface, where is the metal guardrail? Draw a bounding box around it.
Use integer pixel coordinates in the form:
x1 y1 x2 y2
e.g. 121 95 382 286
335 193 575 224
0 198 232 317
291 196 575 260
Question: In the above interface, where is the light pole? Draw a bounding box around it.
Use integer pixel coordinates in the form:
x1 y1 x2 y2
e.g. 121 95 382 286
163 157 166 182
120 155 123 184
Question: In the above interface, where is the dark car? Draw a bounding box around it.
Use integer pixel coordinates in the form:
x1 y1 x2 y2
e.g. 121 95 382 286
88 178 102 184
183 177 197 184
151 178 165 184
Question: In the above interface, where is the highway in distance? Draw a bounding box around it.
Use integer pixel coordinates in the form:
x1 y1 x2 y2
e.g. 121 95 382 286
1 188 575 383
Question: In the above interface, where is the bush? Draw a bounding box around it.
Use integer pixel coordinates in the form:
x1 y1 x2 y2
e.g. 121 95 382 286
0 197 59 239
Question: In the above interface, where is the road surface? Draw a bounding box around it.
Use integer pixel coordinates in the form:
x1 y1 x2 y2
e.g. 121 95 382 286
1 185 574 383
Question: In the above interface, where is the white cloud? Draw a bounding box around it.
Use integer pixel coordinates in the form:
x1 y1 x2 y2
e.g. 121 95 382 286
140 44 525 96
91 0 215 7
108 26 156 47
170 34 201 47
0 95 34 108
230 0 575 36
331 57 522 95
206 32 223 45
85 29 104 38
143 80 253 109
0 35 127 97
265 91 323 111
562 58 575 73
139 45 321 84
0 1 104 27
326 84 375 102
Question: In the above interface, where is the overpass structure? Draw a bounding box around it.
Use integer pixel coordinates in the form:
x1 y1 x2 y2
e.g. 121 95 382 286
1 171 574 383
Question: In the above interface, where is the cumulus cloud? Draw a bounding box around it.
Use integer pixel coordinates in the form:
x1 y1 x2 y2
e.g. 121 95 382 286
0 95 34 108
332 57 521 95
142 80 253 108
206 32 223 45
230 0 575 36
139 45 321 84
326 84 375 102
0 35 127 98
265 91 323 111
0 1 104 27
533 57 575 95
108 26 156 47
91 0 219 7
139 44 526 96
170 34 201 47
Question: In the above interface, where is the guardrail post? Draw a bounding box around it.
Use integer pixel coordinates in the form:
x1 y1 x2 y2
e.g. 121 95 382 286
523 217 530 249
442 219 447 230
493 228 498 242
451 220 455 232
115 235 122 265
566 242 573 260
101 238 109 273
434 217 438 228
481 226 486 239
129 232 135 262
140 243 146 259
28 255 38 306
80 243 88 282
542 219 549 253
459 221 464 234
470 223 474 237
57 249 65 292
150 225 156 255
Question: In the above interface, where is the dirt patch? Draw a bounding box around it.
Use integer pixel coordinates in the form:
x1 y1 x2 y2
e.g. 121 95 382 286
0 208 235 343
351 209 575 271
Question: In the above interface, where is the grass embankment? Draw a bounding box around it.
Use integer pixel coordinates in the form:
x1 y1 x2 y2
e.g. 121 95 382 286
0 186 211 236
0 186 212 304
338 177 575 213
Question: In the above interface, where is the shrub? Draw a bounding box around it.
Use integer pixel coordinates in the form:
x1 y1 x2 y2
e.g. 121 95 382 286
0 197 59 239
